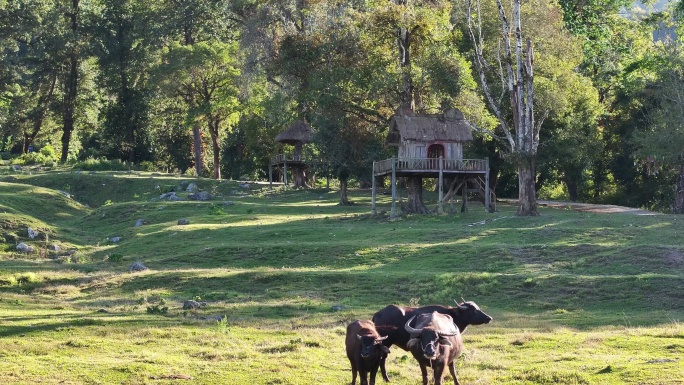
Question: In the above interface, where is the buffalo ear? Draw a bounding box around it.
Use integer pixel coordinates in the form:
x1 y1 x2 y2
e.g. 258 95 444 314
439 338 453 347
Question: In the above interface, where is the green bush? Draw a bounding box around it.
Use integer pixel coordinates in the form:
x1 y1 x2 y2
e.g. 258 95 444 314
73 157 130 171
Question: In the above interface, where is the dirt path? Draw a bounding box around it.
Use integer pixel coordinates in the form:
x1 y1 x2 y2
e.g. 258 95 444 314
497 199 660 215
536 200 660 215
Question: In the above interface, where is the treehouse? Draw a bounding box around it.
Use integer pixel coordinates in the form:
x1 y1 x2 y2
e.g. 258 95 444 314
372 107 494 216
270 119 326 188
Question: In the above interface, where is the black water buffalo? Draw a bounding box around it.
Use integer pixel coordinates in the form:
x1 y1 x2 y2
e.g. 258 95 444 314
405 312 464 385
371 301 492 351
345 320 390 385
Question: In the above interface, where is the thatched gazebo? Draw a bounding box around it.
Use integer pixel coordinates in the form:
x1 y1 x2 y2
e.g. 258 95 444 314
372 107 493 216
271 119 315 188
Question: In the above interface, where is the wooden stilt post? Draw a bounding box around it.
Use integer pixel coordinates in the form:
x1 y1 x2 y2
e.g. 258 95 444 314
371 162 377 215
269 160 273 189
438 156 444 214
391 158 398 218
461 180 468 212
283 159 288 189
485 157 491 212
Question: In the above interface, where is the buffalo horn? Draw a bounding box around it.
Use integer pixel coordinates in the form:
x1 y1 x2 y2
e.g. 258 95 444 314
404 315 423 335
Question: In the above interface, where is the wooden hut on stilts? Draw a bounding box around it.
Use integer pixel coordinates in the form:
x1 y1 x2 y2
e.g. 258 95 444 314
371 107 495 216
270 119 316 188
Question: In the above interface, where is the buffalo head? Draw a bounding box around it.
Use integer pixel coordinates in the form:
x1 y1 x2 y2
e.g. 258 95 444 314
404 313 459 360
357 334 389 358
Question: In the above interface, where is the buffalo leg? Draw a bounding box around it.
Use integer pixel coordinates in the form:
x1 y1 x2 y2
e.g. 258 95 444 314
380 356 390 382
360 369 369 385
419 363 429 385
433 362 446 385
448 361 460 385
369 365 379 385
350 359 357 385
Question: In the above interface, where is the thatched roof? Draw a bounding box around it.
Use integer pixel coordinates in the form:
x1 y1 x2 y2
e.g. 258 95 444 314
386 108 473 146
275 120 314 144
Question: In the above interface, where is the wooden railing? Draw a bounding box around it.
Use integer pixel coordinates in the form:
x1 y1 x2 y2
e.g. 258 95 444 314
271 153 326 165
374 158 487 175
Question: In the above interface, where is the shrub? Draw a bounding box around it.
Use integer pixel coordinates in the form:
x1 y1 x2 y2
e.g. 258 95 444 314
73 157 130 171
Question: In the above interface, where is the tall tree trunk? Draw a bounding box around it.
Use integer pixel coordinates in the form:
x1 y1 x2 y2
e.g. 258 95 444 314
193 123 203 176
406 176 429 214
23 74 57 153
209 118 221 180
60 0 80 163
517 155 539 216
674 164 684 214
339 177 350 205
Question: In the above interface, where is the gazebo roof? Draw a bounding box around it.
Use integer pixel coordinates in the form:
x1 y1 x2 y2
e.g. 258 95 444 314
386 108 473 146
275 119 314 145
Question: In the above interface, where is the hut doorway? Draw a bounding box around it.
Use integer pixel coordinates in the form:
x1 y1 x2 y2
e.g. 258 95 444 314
428 144 444 159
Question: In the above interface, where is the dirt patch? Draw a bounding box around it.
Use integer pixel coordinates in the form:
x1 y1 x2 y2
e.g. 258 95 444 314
664 249 684 266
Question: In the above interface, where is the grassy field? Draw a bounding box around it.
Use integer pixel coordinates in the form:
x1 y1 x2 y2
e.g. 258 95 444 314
0 170 683 384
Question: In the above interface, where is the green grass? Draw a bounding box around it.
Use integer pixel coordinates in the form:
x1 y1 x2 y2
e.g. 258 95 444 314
0 171 683 384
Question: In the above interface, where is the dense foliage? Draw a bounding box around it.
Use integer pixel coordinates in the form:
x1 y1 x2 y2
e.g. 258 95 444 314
1 0 684 211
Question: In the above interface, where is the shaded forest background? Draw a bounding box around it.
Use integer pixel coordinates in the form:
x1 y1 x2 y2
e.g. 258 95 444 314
2 0 684 212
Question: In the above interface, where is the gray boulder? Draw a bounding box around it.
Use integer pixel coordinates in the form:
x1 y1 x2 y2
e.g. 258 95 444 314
27 227 39 239
16 243 35 253
183 300 208 310
177 218 190 225
186 182 199 192
188 191 212 201
134 219 145 227
128 262 148 272
160 192 181 201
109 236 122 243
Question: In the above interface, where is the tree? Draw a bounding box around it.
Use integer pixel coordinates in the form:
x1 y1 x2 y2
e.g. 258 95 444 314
466 0 547 215
633 43 684 213
154 42 240 179
89 0 157 163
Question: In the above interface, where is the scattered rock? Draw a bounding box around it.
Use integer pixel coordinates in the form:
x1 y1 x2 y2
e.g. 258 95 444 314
186 182 199 192
222 201 234 206
331 305 347 312
97 308 109 313
160 192 181 201
16 243 35 253
188 191 212 201
240 183 250 189
128 262 148 272
183 300 208 310
48 244 60 252
12 165 22 171
109 236 122 243
158 205 167 210
177 218 190 225
27 227 39 239
58 190 71 198
134 219 145 227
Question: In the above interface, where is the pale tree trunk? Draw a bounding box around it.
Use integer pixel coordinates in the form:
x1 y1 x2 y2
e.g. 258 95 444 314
339 178 350 205
467 0 546 216
517 155 539 215
674 164 684 214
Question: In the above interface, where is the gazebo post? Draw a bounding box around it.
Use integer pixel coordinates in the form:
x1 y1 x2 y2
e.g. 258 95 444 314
371 162 377 215
269 163 273 189
390 157 398 218
438 156 444 214
283 160 288 189
485 157 491 212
